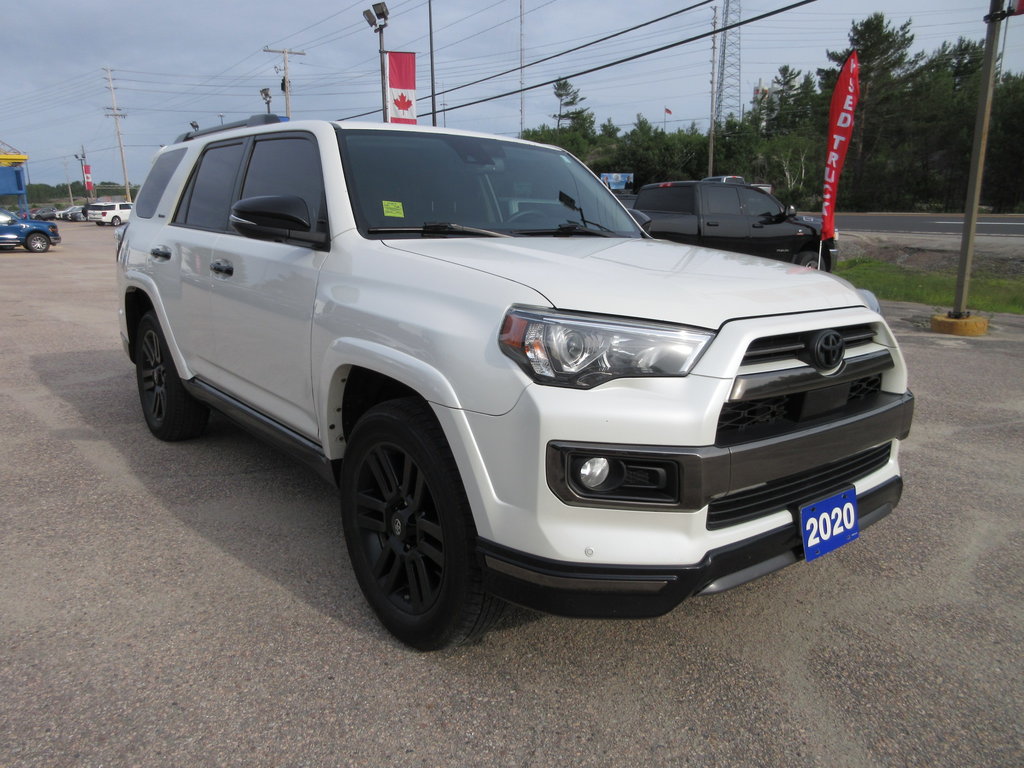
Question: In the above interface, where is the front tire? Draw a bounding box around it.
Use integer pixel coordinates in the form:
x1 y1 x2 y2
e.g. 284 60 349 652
23 232 50 253
340 398 504 650
135 312 209 441
795 250 824 270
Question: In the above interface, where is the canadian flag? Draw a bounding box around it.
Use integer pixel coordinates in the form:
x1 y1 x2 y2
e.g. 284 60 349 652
387 51 417 124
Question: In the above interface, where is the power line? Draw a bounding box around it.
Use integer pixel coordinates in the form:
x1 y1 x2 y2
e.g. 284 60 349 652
341 0 818 121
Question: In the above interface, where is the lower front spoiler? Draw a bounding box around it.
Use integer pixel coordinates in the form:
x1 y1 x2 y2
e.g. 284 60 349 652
480 477 902 619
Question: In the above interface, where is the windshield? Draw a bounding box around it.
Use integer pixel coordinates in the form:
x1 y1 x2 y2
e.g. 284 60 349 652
337 128 642 238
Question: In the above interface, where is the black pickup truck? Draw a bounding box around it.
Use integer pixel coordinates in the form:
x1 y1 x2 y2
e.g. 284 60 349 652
632 180 837 271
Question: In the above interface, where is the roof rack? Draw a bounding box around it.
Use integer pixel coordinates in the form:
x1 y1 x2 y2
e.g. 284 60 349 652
175 114 282 143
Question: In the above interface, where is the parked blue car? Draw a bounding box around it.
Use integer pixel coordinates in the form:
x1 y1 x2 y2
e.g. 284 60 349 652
0 208 61 253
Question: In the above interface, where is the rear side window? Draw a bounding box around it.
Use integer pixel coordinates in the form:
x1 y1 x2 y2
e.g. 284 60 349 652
174 141 245 231
135 149 185 219
704 186 741 215
637 186 695 214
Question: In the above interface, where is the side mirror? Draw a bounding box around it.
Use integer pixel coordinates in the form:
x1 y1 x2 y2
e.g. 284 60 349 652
230 195 328 248
628 208 653 233
786 204 797 217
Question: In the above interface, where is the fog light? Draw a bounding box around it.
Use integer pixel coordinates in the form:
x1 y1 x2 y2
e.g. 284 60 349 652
578 457 610 489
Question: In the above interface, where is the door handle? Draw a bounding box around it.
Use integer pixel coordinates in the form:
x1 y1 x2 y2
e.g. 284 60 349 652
210 259 234 277
150 246 172 260
752 223 764 228
706 220 719 227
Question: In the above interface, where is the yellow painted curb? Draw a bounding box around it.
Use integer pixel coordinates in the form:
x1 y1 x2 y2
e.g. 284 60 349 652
930 314 989 336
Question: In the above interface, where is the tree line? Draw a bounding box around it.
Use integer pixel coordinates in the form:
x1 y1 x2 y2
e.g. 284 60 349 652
3 180 137 210
523 13 1023 213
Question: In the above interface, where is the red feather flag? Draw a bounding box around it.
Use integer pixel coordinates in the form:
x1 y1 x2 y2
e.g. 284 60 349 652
821 51 860 242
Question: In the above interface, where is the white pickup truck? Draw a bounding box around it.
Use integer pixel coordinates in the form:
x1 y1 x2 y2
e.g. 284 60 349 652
117 116 913 649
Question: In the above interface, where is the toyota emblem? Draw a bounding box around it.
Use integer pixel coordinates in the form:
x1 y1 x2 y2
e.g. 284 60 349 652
809 329 845 372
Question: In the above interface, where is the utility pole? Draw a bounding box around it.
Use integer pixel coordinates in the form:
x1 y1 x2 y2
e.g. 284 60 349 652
937 0 1016 334
104 67 132 202
62 159 74 206
263 46 306 118
708 6 718 177
519 0 525 135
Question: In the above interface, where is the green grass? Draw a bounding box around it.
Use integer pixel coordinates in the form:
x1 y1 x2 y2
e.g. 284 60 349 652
834 258 1024 315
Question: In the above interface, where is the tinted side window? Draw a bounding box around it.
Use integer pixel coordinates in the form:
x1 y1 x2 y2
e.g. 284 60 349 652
135 148 186 219
240 134 324 231
174 141 245 231
739 188 781 218
637 186 695 214
704 186 741 215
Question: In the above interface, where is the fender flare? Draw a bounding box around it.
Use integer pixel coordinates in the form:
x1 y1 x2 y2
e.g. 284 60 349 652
317 336 464 460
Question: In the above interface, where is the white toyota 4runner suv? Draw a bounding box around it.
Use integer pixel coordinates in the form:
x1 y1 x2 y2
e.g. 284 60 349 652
117 116 914 650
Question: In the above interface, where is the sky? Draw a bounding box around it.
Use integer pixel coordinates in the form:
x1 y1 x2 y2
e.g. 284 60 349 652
6 0 1022 191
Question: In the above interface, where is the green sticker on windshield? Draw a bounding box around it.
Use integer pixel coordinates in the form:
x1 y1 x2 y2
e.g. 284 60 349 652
382 200 405 218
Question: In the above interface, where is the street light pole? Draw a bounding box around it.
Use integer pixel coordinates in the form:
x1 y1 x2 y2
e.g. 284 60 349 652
74 148 89 202
429 0 438 126
363 4 390 122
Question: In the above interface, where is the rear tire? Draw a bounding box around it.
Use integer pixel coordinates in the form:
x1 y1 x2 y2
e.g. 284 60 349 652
340 398 504 650
135 312 209 441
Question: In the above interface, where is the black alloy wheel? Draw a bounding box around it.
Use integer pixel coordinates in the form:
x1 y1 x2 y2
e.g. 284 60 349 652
340 398 503 650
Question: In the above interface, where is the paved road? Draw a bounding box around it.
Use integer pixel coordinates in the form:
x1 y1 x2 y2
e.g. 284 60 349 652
2 224 1022 767
836 212 1024 238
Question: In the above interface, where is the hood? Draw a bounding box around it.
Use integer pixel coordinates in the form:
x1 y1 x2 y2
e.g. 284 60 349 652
384 236 864 329
794 212 823 230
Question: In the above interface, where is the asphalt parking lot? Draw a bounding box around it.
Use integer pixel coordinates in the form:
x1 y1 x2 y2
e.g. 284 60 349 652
2 223 1021 767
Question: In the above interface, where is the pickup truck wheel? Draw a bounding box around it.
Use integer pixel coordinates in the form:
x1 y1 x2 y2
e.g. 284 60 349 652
23 233 50 253
796 250 824 269
341 398 504 650
135 312 209 441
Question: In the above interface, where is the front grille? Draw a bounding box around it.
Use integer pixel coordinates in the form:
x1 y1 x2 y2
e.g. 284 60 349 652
717 374 883 444
742 324 876 367
706 443 892 530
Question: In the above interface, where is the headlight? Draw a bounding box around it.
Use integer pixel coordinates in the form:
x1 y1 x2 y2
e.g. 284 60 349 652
499 307 714 389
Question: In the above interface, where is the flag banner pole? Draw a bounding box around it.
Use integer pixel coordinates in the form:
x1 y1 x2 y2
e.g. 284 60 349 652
821 51 860 260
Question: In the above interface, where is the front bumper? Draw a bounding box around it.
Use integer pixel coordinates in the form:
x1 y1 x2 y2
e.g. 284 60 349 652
480 476 903 618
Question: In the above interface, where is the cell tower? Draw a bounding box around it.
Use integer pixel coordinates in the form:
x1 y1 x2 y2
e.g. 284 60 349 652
714 0 742 124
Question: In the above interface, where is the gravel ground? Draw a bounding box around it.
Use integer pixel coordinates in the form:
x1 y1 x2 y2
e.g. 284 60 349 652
1 223 1021 767
838 230 1024 276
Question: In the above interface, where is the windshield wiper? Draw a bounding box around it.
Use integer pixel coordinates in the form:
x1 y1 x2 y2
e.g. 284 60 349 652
512 222 614 237
367 222 510 238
